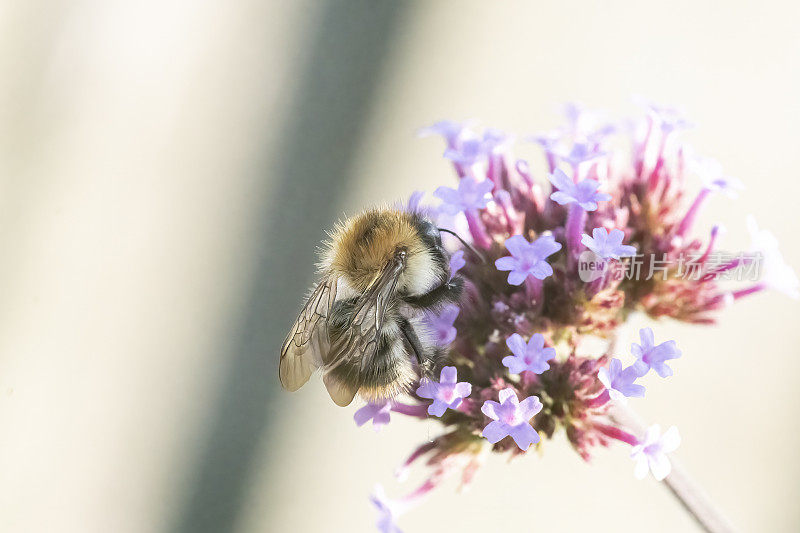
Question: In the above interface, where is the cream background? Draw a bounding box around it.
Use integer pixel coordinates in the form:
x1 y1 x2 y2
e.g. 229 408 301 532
0 1 798 532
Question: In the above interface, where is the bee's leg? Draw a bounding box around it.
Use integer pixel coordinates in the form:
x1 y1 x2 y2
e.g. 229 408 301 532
397 317 433 377
402 276 464 310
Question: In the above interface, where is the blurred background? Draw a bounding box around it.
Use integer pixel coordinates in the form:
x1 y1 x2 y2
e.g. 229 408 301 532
0 1 798 532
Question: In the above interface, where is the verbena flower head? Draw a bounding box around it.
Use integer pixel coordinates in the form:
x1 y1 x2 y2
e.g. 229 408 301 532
481 388 543 450
416 366 472 417
631 328 682 378
581 228 637 260
503 333 554 374
356 104 796 528
631 425 681 480
495 234 562 284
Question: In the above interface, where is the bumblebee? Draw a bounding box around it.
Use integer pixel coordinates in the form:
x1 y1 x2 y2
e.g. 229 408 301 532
279 207 464 406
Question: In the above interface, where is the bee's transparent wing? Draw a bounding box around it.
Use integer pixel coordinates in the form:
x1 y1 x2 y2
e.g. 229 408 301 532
322 256 404 406
279 275 338 392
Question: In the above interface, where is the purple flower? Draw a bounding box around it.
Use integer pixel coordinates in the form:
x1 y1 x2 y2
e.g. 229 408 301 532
747 215 782 258
481 128 514 154
354 400 392 432
581 228 637 260
443 129 514 165
747 216 800 299
548 168 611 211
631 328 682 378
425 304 459 346
502 333 555 374
530 130 561 153
370 485 405 533
597 358 645 403
481 388 543 450
636 97 693 133
448 250 466 281
561 102 617 142
631 425 681 480
417 120 472 147
444 135 487 166
495 234 562 285
405 190 425 212
416 366 472 417
434 176 493 215
556 141 606 167
693 157 744 199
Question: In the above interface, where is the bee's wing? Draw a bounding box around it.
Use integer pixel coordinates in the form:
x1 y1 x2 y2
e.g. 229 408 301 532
322 256 405 406
279 274 338 392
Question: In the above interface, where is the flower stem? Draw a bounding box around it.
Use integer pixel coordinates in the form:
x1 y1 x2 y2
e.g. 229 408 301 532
731 283 765 300
661 460 738 533
676 188 711 238
610 404 738 533
391 402 428 419
565 203 586 272
465 210 492 249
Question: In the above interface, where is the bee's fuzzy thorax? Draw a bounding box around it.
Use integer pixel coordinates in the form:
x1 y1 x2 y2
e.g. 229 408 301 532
325 207 438 294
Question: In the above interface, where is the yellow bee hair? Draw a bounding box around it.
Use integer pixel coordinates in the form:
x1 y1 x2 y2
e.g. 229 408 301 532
323 207 441 295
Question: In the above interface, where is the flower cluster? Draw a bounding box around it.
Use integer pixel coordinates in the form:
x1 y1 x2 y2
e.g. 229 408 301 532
364 103 797 531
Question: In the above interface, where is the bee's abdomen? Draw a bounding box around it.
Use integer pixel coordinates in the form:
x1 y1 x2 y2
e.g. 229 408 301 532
362 321 417 394
324 319 416 401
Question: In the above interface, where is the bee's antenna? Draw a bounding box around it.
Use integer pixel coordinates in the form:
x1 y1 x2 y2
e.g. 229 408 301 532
438 228 488 264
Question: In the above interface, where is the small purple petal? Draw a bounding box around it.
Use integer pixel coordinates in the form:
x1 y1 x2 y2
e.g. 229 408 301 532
481 400 500 420
417 119 473 146
517 396 544 419
482 420 509 444
428 400 448 417
405 190 425 213
448 250 466 280
505 333 527 358
440 366 457 384
453 382 472 398
498 387 518 405
507 423 541 449
425 304 460 347
354 401 392 431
